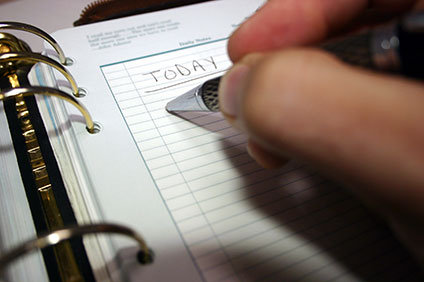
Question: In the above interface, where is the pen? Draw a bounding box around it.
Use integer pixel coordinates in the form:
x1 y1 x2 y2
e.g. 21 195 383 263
166 11 424 112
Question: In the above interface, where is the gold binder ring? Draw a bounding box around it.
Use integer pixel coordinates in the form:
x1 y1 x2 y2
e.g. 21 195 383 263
0 52 80 97
0 86 95 133
0 21 67 65
0 223 154 275
0 32 31 53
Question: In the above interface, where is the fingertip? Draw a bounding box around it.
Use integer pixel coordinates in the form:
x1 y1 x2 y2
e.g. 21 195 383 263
247 139 289 169
227 31 244 62
218 63 251 117
218 52 265 120
238 48 341 142
227 0 331 62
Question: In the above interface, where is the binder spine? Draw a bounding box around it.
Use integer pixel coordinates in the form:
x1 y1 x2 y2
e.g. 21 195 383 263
0 22 152 281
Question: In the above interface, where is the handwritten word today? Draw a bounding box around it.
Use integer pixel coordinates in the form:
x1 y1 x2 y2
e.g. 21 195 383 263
143 56 217 83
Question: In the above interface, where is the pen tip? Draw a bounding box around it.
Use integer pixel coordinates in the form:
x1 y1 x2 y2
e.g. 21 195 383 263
165 98 181 113
165 102 176 113
165 87 208 112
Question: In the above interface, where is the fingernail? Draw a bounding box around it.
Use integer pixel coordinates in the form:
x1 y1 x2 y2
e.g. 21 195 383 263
247 140 289 169
219 63 250 117
246 142 257 161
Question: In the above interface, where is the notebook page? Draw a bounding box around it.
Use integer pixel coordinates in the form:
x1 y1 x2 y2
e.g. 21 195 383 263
39 0 421 281
100 34 419 282
0 104 49 282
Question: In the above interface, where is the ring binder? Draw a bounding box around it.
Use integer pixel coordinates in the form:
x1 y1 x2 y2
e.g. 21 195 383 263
0 21 68 65
0 223 154 276
2 2 423 281
0 86 95 133
0 21 152 281
0 52 80 96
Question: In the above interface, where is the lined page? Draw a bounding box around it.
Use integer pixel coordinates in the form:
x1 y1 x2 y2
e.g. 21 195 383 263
100 39 419 281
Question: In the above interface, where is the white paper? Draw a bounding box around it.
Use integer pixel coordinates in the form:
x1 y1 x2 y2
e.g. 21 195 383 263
37 0 420 281
0 104 49 282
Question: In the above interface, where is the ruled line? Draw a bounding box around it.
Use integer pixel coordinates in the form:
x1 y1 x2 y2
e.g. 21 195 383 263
99 38 416 282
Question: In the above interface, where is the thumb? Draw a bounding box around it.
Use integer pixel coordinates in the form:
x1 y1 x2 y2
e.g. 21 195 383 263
218 49 424 265
218 48 424 218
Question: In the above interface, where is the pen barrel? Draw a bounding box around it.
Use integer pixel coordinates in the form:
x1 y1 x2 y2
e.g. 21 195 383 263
200 32 378 112
398 11 424 78
321 11 424 78
195 11 424 113
320 31 375 69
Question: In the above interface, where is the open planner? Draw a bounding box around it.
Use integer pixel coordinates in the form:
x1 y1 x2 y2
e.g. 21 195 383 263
0 0 422 281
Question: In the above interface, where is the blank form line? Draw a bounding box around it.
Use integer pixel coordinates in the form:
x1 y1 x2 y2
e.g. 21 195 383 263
205 203 363 275
161 163 274 198
167 166 267 203
133 110 216 131
109 81 136 89
243 211 370 282
160 119 230 138
153 151 246 176
128 119 153 127
144 105 212 118
189 171 315 219
203 202 362 282
168 132 243 154
250 217 378 282
133 117 231 141
180 172 315 228
137 124 234 147
174 167 306 223
150 143 246 171
141 131 243 157
227 198 360 262
325 238 399 282
105 74 130 81
123 110 148 119
146 136 245 164
153 153 252 181
113 88 138 96
187 164 304 198
293 230 383 281
187 180 331 247
214 184 341 242
132 127 159 137
183 158 254 182
182 176 322 238
121 103 146 111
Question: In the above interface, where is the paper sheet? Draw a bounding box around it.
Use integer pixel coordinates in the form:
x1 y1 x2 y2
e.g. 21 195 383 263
0 103 49 282
39 0 421 281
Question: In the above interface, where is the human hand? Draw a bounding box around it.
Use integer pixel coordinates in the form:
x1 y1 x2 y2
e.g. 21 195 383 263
219 0 424 265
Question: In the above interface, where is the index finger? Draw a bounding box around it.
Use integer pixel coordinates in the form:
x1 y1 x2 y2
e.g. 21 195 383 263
228 0 418 61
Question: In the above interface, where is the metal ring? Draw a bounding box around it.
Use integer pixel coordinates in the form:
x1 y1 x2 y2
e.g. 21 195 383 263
0 86 95 133
0 52 80 97
0 223 153 275
0 22 67 65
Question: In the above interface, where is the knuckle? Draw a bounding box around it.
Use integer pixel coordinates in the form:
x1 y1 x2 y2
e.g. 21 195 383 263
239 49 339 144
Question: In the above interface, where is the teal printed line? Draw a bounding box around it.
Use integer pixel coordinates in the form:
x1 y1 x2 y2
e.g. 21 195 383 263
100 38 228 68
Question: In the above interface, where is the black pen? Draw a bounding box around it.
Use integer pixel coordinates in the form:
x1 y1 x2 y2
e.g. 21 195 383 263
166 11 424 112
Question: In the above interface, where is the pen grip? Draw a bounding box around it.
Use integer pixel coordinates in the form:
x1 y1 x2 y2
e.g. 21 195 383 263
201 32 374 112
201 77 221 112
320 31 374 69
